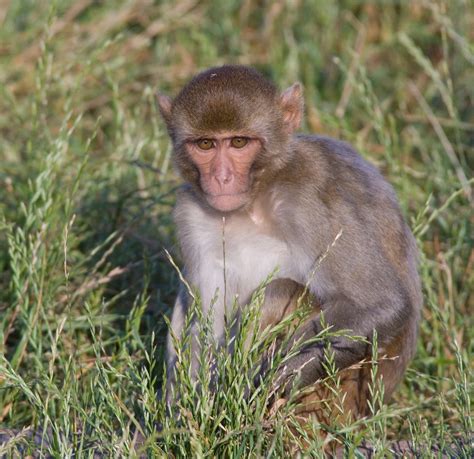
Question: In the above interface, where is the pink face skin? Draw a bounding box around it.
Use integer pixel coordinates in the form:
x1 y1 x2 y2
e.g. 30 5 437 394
185 134 262 212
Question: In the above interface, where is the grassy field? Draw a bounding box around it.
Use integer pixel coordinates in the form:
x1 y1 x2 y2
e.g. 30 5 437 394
0 0 472 457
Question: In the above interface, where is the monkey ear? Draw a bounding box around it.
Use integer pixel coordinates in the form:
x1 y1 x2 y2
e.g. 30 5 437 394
280 83 304 133
156 93 173 126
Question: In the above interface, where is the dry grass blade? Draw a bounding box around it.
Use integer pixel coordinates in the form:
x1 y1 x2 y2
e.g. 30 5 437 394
409 82 472 202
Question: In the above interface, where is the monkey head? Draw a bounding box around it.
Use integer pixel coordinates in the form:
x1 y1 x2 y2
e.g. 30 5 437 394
158 65 303 212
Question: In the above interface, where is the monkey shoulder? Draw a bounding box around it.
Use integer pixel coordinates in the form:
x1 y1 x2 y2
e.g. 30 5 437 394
295 135 391 188
282 135 401 215
275 135 419 291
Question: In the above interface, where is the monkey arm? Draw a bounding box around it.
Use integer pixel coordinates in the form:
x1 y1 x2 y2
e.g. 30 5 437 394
165 278 228 405
166 266 255 402
165 285 188 403
275 291 417 393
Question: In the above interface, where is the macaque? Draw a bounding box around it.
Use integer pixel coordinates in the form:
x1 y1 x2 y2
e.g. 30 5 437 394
158 65 421 420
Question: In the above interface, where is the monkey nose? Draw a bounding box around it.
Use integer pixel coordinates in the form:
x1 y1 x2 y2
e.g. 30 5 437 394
215 173 233 187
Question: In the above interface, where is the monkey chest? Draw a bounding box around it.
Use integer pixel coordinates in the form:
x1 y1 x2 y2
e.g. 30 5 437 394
192 217 292 301
224 228 290 285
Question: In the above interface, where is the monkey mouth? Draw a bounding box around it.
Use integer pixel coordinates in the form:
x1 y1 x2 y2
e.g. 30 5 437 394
206 191 248 197
205 191 249 212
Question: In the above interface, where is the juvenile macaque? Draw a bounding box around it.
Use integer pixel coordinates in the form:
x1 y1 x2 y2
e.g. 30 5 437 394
158 65 421 418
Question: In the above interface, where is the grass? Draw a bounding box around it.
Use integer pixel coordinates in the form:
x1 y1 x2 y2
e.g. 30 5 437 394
0 0 472 457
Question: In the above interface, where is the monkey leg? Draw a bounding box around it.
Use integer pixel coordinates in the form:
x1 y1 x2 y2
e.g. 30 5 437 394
282 325 415 457
259 280 415 425
291 324 414 419
259 278 316 331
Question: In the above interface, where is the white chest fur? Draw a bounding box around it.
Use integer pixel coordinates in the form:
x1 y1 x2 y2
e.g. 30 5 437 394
175 198 291 313
221 213 291 301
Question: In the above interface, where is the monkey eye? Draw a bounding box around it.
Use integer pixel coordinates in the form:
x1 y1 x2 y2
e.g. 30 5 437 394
230 137 248 148
196 139 214 150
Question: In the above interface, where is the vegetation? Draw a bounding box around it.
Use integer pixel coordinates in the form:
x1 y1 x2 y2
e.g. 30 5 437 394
0 0 472 457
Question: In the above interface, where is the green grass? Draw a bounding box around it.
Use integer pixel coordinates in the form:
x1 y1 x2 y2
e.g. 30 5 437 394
0 0 472 457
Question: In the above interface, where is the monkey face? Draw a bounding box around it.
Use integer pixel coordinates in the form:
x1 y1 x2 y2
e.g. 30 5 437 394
157 65 305 213
185 135 262 212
